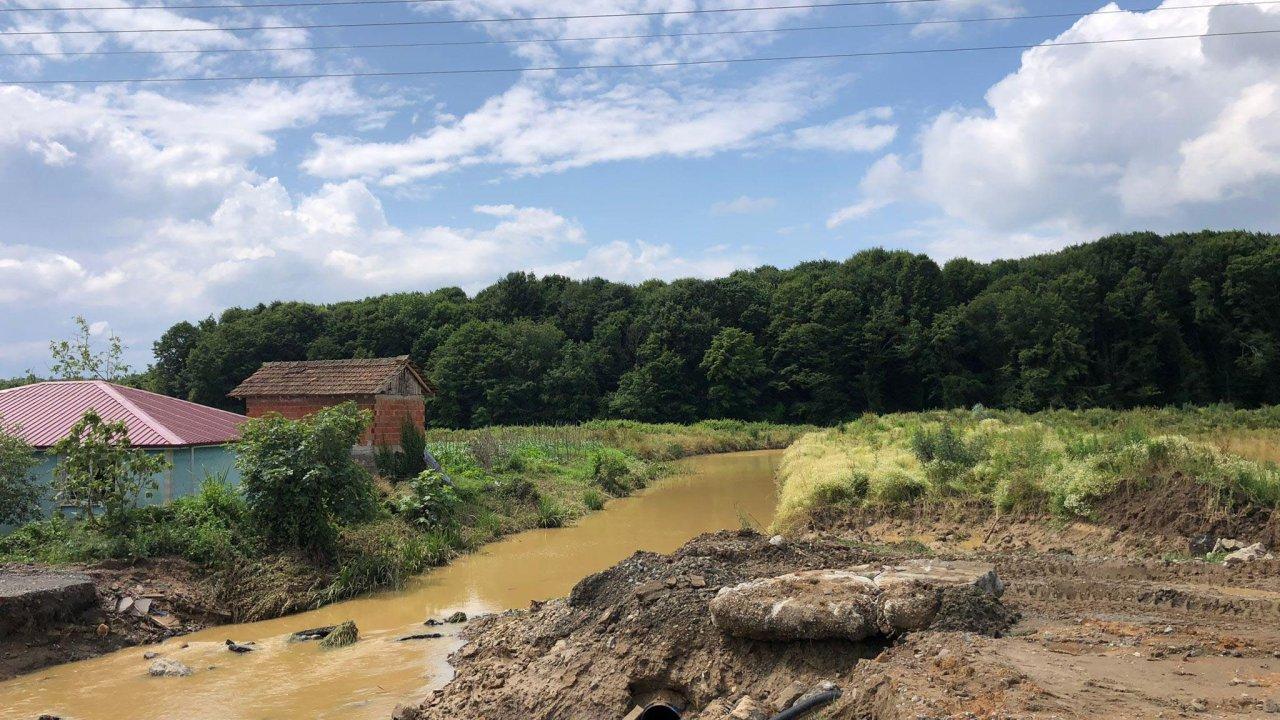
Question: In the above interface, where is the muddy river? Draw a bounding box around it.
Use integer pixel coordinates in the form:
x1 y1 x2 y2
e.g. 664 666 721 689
0 450 782 720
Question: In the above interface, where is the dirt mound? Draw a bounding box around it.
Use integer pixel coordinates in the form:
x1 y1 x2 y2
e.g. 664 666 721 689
398 531 1015 720
1092 473 1280 549
0 558 224 681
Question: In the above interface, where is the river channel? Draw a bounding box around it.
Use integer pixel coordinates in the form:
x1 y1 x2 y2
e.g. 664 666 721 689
0 449 782 720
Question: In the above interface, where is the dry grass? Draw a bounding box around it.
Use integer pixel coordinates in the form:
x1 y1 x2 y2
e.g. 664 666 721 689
1205 430 1280 465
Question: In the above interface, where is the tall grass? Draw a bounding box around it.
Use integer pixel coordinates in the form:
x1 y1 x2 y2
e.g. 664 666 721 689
773 407 1280 532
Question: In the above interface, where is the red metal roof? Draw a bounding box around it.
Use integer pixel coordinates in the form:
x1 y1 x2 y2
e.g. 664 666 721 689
0 381 246 449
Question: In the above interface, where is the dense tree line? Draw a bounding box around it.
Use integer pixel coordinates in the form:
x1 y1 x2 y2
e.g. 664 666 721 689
146 231 1280 426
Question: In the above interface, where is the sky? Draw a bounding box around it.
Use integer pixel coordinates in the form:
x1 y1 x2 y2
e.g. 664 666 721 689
1 0 1278 375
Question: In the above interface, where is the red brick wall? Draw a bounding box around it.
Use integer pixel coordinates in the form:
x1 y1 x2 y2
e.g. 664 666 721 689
371 396 427 448
243 394 424 447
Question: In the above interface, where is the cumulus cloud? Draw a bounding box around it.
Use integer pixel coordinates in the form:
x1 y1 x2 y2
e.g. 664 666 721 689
540 239 758 283
832 0 1280 248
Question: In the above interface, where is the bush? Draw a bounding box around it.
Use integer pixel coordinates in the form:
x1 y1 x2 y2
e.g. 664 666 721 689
326 519 442 601
0 425 40 526
375 418 429 481
50 410 168 533
394 470 461 530
235 402 377 556
589 448 635 495
582 487 606 511
536 496 569 528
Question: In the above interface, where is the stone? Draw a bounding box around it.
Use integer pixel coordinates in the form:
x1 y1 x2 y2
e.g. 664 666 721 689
148 658 192 677
1213 538 1247 553
445 611 468 623
225 639 255 653
729 696 766 720
689 575 707 589
143 651 160 660
709 569 879 641
1223 543 1272 566
1263 698 1279 713
1188 534 1217 556
710 560 1004 641
768 535 785 547
319 620 359 648
775 680 809 711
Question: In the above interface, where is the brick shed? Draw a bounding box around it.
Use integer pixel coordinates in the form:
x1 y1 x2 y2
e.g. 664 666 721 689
228 356 433 449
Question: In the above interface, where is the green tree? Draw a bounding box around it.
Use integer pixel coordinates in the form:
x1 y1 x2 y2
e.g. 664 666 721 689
0 422 41 526
50 410 168 531
235 402 376 555
50 316 130 381
699 328 766 419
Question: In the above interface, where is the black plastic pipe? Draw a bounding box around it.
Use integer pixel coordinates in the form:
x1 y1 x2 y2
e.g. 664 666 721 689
768 687 842 720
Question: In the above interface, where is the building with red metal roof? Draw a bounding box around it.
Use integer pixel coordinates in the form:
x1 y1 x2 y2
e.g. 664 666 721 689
0 381 247 524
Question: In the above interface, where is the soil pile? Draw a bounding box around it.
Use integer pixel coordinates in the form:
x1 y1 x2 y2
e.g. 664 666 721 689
398 531 1015 720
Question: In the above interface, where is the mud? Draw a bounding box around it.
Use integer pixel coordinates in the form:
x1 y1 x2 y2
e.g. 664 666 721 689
0 558 224 681
403 515 1280 720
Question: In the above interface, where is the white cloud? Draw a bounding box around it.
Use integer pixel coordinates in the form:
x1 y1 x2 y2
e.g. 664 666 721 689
711 195 777 216
541 239 758 283
791 108 898 153
304 69 828 184
833 0 1280 249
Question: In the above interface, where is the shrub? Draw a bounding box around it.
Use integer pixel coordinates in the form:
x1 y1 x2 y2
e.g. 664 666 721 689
235 402 376 556
582 487 606 511
0 424 40 526
394 470 461 530
50 410 168 532
536 496 569 528
375 418 429 481
589 448 635 495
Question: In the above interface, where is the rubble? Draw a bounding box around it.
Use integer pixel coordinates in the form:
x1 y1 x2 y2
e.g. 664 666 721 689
709 560 1006 641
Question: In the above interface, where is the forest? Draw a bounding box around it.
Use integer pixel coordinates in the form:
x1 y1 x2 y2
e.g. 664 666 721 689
143 230 1279 427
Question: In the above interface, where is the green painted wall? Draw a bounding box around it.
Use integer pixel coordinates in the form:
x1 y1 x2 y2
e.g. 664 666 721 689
25 444 241 519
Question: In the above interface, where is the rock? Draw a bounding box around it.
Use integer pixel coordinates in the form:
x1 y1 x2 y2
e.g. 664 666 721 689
689 575 707 589
148 658 192 677
290 625 336 642
709 560 1004 641
775 680 809 711
398 633 443 641
1223 543 1272 566
634 579 668 602
143 651 160 660
729 696 766 720
1213 538 1247 553
96 623 109 637
1263 697 1279 713
424 618 443 626
225 639 255 653
1189 534 1217 556
445 611 468 624
709 569 879 641
319 620 359 648
768 535 785 547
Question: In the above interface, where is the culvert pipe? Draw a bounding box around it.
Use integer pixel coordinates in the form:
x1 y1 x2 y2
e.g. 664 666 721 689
768 686 842 720
637 703 682 720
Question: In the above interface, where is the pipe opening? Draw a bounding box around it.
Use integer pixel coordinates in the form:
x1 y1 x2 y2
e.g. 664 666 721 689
637 704 681 720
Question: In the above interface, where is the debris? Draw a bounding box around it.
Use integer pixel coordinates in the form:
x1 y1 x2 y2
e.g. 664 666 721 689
398 633 443 641
1213 539 1247 554
319 621 358 648
225 639 255 653
147 658 192 677
729 695 766 720
709 560 1005 641
1223 543 1273 566
289 625 336 642
142 651 159 660
445 611 468 624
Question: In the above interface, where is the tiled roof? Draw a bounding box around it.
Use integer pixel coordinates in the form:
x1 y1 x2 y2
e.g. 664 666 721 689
228 356 431 398
0 381 246 449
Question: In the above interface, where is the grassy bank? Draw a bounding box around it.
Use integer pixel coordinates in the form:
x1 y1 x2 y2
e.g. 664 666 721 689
773 406 1280 533
1 419 806 621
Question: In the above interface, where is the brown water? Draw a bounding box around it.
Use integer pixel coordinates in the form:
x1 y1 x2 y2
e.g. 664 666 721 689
0 450 782 720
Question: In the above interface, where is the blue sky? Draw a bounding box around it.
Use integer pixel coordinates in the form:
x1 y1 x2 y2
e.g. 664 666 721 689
1 0 1278 374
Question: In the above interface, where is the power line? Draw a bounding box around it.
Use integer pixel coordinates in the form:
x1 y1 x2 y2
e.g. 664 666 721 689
2 0 1273 57
4 28 1276 85
0 0 970 36
3 0 459 11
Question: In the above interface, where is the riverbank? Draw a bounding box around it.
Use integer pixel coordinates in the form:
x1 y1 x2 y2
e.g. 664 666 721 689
0 423 803 683
398 407 1280 719
0 450 784 719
